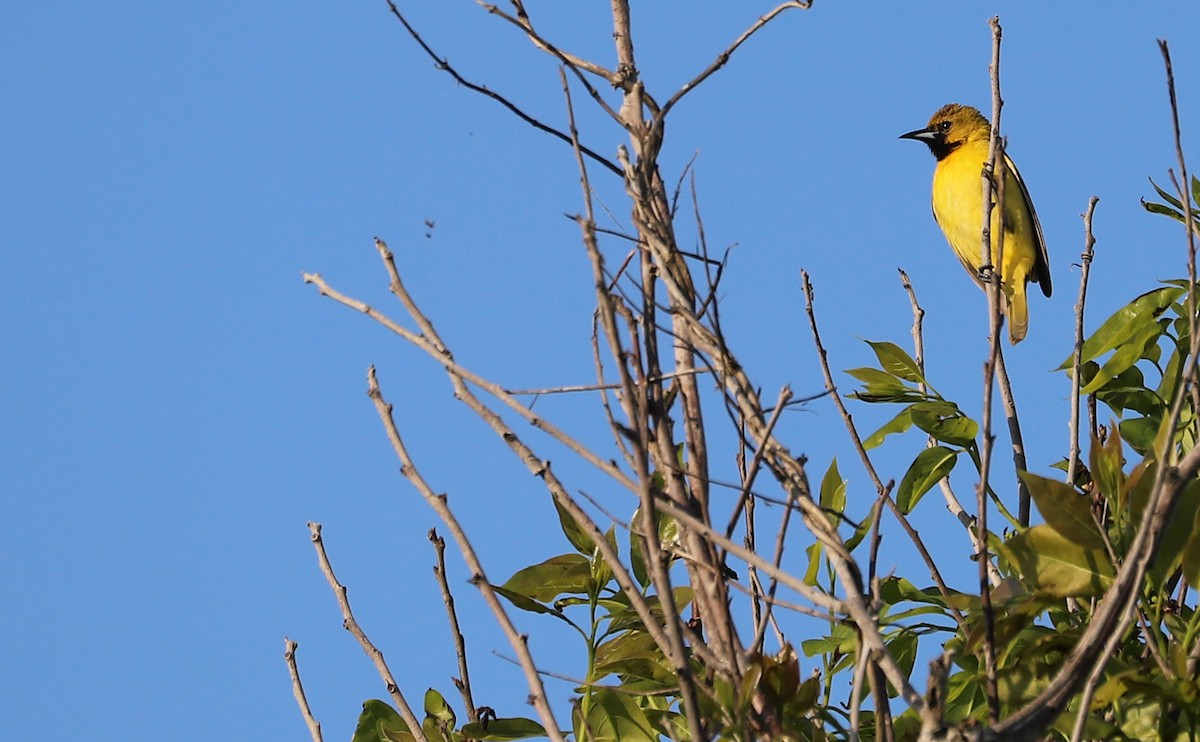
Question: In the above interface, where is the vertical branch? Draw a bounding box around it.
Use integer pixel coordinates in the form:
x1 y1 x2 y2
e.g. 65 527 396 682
899 269 925 373
611 1 744 718
306 522 427 741
1068 197 1100 485
284 638 324 742
975 14 1004 723
562 63 709 741
995 352 1032 523
429 529 477 723
1159 41 1200 429
1159 41 1196 349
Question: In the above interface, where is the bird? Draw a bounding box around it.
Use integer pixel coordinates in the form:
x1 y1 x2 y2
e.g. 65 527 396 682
900 103 1051 344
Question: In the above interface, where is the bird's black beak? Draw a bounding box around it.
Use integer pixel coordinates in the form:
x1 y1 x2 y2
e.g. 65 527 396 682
899 126 939 142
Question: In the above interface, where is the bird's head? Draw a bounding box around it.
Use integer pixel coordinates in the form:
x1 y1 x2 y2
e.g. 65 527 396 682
900 103 991 161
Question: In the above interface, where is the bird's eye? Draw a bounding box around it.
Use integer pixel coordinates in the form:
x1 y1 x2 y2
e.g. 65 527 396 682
938 120 952 132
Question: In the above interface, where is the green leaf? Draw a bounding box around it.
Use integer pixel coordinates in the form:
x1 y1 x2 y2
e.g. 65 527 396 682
877 575 975 612
862 407 914 450
459 717 548 741
1088 427 1125 504
1149 176 1185 210
1093 365 1162 418
352 700 415 742
580 687 659 741
909 401 978 447
1119 417 1159 455
592 631 675 687
884 631 919 695
999 525 1115 598
500 553 592 602
1058 287 1183 372
552 496 595 555
844 506 876 553
819 458 846 517
590 525 617 591
1081 317 1170 395
421 717 449 742
864 340 926 384
845 367 926 404
423 689 455 726
1142 198 1185 221
802 542 822 586
1143 177 1200 234
896 446 958 514
490 584 569 621
1019 471 1105 549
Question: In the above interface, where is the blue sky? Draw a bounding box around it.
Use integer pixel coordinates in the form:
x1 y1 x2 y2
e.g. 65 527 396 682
3 3 1198 739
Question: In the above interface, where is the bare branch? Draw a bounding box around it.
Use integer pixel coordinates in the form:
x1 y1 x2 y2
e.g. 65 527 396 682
480 2 626 125
302 267 639 494
484 1 617 82
284 638 324 742
428 529 476 723
1068 197 1100 485
382 0 622 177
654 2 812 127
975 15 1004 723
306 522 427 741
364 370 566 742
899 268 925 373
1159 41 1197 367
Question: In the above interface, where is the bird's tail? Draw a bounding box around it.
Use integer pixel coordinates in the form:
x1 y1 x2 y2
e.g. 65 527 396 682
1005 281 1028 344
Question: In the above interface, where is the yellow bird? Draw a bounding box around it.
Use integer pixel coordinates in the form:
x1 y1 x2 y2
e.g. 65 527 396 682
901 103 1052 343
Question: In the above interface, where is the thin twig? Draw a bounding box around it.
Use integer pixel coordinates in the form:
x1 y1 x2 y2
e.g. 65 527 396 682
365 370 565 741
480 1 625 125
382 0 622 177
724 386 791 542
284 638 324 742
727 575 832 620
902 270 1003 586
429 529 476 723
303 268 639 494
899 269 925 372
1068 197 1100 485
506 368 708 397
802 271 969 635
306 522 427 740
652 495 842 612
1159 41 1197 383
653 2 811 128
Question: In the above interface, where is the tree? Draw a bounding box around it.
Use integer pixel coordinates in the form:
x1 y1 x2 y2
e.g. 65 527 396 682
288 5 1200 741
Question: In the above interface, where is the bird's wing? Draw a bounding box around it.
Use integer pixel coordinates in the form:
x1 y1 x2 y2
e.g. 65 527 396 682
1004 152 1052 297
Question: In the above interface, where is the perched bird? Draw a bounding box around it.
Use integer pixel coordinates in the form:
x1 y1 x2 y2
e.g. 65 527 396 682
901 103 1051 343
